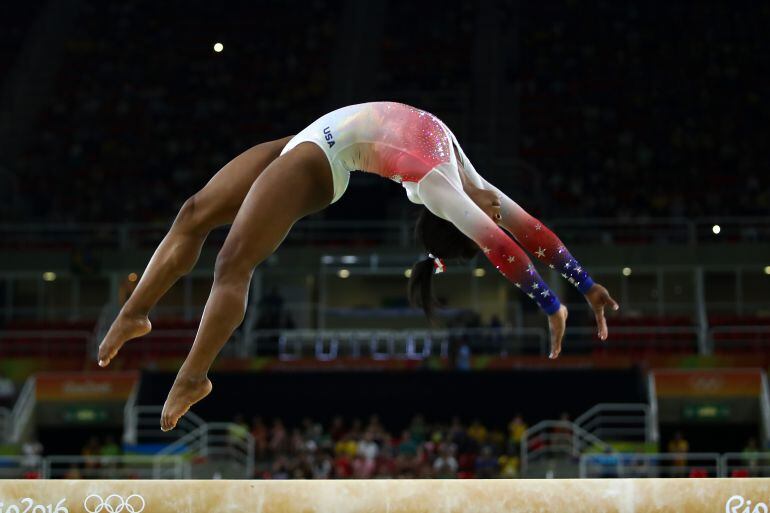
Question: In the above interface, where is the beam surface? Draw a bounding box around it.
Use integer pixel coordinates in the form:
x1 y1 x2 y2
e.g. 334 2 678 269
0 479 766 513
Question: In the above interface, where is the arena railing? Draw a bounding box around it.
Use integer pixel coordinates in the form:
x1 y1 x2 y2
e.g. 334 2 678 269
520 420 613 477
709 326 770 353
0 455 43 478
573 403 653 443
42 455 188 479
721 452 770 477
271 327 547 360
259 325 700 360
0 330 92 359
156 421 255 479
579 452 722 478
1 217 768 249
8 376 36 443
124 405 206 447
2 323 764 363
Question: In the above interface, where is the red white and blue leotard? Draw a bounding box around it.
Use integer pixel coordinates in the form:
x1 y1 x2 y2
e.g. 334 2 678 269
282 102 594 314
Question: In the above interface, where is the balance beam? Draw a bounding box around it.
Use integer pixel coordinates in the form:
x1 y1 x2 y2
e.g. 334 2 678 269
0 479 767 512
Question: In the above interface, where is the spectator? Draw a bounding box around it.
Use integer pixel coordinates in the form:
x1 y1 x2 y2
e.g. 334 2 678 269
357 431 379 462
21 440 43 471
397 430 418 457
475 446 498 478
508 414 528 449
742 437 759 474
62 464 82 479
81 437 101 469
467 419 488 444
667 431 690 470
228 414 249 449
99 436 121 457
250 416 268 458
498 450 520 478
312 452 333 479
433 446 459 478
269 419 288 455
329 416 346 442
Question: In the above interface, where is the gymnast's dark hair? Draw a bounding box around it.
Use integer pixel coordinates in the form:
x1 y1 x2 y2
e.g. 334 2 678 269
408 207 478 321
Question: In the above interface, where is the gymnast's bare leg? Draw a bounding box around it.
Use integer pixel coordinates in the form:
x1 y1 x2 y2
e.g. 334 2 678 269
160 142 334 431
97 136 292 367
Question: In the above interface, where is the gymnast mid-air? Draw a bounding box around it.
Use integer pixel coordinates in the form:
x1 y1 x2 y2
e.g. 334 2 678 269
97 102 619 431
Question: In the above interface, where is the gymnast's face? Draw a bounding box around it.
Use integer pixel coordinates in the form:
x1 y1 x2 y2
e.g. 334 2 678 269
469 188 503 223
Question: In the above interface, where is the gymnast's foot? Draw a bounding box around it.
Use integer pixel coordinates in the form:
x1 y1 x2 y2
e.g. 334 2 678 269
161 374 213 431
98 312 152 367
548 305 568 359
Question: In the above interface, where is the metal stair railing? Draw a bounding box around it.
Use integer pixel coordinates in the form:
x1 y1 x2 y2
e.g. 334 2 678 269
8 376 36 443
124 404 206 447
520 420 612 476
155 422 255 478
574 403 652 443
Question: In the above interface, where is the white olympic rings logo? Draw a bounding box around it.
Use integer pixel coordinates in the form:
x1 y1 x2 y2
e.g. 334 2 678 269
83 494 145 513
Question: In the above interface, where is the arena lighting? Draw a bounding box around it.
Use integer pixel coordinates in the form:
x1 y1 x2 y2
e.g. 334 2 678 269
404 268 412 278
42 272 57 282
712 224 721 234
128 272 138 282
473 268 486 278
622 267 632 277
764 265 770 275
340 255 358 264
337 269 350 279
213 42 224 53
321 255 334 264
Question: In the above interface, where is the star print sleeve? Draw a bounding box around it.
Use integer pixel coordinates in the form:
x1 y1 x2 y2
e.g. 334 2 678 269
416 167 563 315
480 180 595 295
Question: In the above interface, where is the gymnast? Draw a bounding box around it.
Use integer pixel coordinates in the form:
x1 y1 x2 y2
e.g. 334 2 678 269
96 102 619 431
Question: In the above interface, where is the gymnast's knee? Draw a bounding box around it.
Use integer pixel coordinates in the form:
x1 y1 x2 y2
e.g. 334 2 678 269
213 244 254 284
174 194 216 236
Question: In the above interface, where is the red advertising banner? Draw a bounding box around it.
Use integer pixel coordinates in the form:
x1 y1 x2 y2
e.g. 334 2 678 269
35 371 139 402
653 368 763 398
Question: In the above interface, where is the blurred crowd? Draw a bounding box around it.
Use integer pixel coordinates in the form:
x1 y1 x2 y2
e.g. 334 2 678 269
513 0 769 219
2 1 768 225
233 413 530 479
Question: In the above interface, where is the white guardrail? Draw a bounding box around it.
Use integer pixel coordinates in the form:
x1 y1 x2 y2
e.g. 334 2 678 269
580 452 770 478
579 452 722 478
5 324 770 363
0 455 188 479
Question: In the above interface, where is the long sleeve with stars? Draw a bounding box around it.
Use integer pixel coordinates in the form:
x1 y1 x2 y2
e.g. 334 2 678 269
447 141 596 296
482 180 595 294
415 167 563 315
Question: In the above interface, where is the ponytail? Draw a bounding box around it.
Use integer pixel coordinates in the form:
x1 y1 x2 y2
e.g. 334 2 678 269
408 207 479 322
408 257 437 321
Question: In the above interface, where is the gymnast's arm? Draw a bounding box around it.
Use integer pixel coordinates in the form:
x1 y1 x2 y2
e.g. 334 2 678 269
416 169 562 316
456 153 619 340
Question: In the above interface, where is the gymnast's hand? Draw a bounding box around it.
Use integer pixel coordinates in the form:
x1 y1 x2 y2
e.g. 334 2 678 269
585 283 620 341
